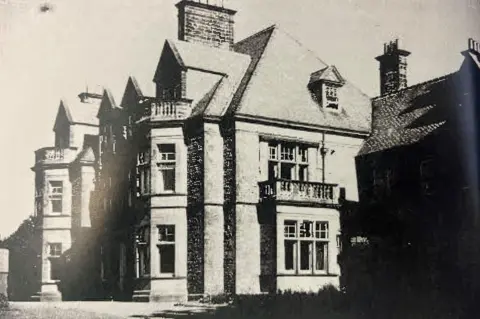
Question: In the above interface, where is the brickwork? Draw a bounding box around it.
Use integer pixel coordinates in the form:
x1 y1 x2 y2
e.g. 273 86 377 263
177 0 235 50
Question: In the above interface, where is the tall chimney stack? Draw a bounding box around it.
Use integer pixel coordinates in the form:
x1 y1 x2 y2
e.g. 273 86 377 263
176 0 236 50
375 39 411 95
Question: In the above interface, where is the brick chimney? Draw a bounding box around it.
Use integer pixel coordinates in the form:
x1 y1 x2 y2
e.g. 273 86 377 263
176 0 236 50
375 39 411 95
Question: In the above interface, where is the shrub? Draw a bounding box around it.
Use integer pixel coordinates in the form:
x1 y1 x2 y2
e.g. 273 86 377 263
0 293 9 309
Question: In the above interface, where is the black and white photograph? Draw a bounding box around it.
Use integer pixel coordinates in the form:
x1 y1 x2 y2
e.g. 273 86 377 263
0 0 479 318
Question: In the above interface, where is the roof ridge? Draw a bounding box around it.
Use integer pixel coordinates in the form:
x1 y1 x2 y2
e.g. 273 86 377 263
373 73 455 101
234 24 277 47
277 27 329 67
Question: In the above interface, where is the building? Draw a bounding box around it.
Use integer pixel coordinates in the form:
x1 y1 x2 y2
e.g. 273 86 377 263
32 0 372 302
356 38 480 298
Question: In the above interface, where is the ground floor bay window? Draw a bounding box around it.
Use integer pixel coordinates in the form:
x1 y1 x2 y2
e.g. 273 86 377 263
283 220 329 274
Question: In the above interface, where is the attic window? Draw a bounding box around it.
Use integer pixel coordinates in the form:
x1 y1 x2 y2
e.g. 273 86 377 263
309 65 345 112
324 85 339 110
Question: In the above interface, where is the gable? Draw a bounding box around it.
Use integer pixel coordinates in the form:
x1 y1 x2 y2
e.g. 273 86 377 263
229 26 371 133
97 89 118 121
53 101 72 131
120 76 143 112
153 41 184 85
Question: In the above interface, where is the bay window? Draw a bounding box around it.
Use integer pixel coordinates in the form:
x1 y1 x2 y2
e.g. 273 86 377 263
283 220 329 274
48 243 62 280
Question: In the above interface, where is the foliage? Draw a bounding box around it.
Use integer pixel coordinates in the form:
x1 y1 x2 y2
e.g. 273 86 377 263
0 293 8 309
0 215 41 301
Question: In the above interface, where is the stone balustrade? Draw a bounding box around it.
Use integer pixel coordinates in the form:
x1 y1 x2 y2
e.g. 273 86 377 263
35 147 78 165
259 179 339 205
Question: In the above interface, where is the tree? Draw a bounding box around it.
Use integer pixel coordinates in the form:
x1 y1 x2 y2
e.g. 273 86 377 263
0 215 41 301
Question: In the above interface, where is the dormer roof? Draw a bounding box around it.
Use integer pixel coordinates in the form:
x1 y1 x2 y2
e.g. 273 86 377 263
309 65 346 86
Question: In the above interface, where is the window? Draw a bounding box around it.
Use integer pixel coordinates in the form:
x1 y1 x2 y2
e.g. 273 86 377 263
136 227 150 276
157 225 175 274
283 220 329 273
324 85 339 109
137 150 151 195
268 142 309 181
48 243 62 280
49 243 62 257
49 181 63 213
156 144 176 193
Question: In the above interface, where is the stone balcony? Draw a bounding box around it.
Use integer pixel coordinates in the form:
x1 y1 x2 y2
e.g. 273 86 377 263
140 98 193 122
259 179 340 206
35 147 78 166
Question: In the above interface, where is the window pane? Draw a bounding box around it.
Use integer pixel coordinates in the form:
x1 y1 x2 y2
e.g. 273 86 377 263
315 242 327 271
161 167 175 192
158 225 175 242
52 199 62 213
159 244 175 273
284 240 296 270
300 241 312 270
300 221 313 238
284 221 297 238
50 259 61 280
299 165 308 181
298 147 308 163
281 145 295 161
268 162 278 180
280 163 294 180
315 222 329 239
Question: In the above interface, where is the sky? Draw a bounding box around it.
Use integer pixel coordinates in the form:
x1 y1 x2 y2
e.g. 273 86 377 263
0 0 479 238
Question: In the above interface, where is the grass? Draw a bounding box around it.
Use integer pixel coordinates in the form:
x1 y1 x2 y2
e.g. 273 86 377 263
0 306 124 319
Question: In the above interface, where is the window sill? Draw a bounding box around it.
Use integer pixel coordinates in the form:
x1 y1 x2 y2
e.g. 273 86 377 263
44 213 70 217
277 273 338 277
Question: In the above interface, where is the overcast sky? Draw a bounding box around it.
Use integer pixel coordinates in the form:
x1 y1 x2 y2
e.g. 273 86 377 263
0 0 479 238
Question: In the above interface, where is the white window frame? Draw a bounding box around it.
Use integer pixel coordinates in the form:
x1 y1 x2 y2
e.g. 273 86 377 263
157 225 176 276
323 84 339 110
48 181 63 214
282 219 329 275
268 142 309 181
155 144 176 194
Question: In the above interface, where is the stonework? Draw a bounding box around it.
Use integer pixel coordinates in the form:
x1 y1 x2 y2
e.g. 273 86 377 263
30 0 373 302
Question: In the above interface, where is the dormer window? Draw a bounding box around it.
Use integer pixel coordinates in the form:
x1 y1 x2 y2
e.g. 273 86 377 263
324 85 339 110
309 65 345 112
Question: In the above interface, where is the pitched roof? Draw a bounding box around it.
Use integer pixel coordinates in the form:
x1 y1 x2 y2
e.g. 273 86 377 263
163 39 251 76
358 75 454 156
310 66 345 85
225 25 371 133
55 94 102 128
75 146 96 163
97 89 119 119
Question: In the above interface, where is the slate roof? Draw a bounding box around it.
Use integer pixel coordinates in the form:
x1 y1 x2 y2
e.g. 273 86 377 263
55 95 102 128
132 24 372 134
358 74 454 156
224 25 371 133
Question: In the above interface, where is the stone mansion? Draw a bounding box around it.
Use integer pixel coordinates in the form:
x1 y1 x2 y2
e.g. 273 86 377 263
31 0 373 302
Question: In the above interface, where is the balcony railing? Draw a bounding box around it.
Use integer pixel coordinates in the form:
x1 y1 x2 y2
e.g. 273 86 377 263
35 147 78 165
142 98 192 121
259 179 339 205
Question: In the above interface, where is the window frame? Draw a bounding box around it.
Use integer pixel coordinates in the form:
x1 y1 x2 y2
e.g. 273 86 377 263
48 181 63 214
268 142 309 181
155 144 176 194
282 219 330 275
157 224 176 276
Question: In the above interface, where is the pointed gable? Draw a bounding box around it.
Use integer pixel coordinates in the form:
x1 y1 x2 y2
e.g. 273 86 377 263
227 25 371 134
309 66 345 86
120 76 143 112
97 89 118 120
153 40 185 84
53 100 73 131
